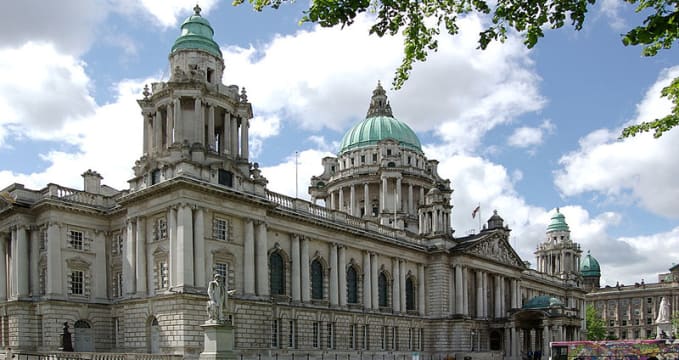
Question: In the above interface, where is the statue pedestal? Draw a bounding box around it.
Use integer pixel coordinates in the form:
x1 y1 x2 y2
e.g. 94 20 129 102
656 322 672 339
199 322 235 360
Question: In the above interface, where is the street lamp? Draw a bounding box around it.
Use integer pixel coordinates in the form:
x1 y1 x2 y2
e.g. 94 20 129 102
471 330 476 352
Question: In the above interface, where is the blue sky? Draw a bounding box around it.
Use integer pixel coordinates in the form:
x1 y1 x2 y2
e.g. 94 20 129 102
1 0 679 286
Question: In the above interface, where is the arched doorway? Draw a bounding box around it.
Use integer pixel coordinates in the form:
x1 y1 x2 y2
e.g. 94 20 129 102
73 320 94 352
147 316 160 353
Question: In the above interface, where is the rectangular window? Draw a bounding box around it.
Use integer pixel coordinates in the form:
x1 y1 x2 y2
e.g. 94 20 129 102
408 328 413 350
215 263 228 279
271 320 280 348
153 217 168 241
647 318 653 324
381 326 387 350
158 261 169 289
609 320 615 327
634 330 640 339
70 271 84 295
40 230 47 251
326 322 335 349
622 320 628 326
361 155 365 163
647 297 653 304
372 154 377 162
350 324 356 350
218 169 233 187
69 231 83 250
288 320 296 349
392 327 398 350
113 271 123 297
420 328 425 351
312 321 320 349
361 324 367 350
213 218 228 241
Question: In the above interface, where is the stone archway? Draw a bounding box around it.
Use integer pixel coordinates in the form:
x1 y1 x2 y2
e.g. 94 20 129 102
73 320 94 352
147 316 160 353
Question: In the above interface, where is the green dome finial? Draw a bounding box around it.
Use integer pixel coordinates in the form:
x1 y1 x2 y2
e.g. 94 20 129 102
170 4 222 59
580 250 601 277
338 82 422 154
547 207 570 232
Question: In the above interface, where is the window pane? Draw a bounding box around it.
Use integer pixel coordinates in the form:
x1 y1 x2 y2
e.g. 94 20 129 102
347 267 358 304
405 277 415 310
378 273 388 307
270 252 285 295
311 260 324 300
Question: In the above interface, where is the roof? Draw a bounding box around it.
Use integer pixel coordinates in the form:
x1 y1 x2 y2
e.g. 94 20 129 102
580 250 601 277
338 82 422 155
170 5 222 59
522 295 564 309
547 208 570 232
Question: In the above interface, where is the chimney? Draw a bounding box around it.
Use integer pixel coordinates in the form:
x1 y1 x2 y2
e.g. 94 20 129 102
82 169 103 194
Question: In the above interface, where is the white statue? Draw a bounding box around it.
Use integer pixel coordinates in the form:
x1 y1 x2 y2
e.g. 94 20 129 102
207 273 236 323
656 296 671 324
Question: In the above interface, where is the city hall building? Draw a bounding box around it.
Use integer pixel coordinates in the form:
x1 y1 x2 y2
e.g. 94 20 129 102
0 7 587 360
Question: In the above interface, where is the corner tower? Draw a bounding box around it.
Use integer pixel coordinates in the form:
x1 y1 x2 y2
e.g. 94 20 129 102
535 208 583 279
309 82 452 236
130 5 266 193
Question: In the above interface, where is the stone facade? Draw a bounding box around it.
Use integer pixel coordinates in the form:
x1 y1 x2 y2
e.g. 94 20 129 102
0 6 586 360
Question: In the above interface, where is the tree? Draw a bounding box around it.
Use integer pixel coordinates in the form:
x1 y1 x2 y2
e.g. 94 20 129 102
672 310 679 337
586 304 607 340
234 0 679 137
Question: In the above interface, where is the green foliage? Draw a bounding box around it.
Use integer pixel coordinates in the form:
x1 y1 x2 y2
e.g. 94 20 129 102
586 304 607 340
233 0 679 136
672 310 679 336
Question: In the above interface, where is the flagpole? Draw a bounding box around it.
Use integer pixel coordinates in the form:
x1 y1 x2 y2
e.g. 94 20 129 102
295 151 299 198
478 203 482 232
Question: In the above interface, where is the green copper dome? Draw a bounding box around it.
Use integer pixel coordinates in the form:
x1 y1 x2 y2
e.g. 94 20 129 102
547 208 570 232
338 82 422 155
171 5 222 59
522 295 564 309
580 251 601 277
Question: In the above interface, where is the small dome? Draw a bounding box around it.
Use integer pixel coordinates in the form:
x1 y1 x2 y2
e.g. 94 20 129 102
522 295 564 309
171 5 222 59
547 208 569 232
580 251 601 277
338 82 422 155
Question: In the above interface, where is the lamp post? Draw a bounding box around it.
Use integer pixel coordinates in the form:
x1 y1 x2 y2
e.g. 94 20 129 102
471 330 476 352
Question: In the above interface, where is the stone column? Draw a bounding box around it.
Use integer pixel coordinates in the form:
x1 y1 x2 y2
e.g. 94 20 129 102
136 217 147 295
381 177 388 210
408 184 413 214
241 118 249 159
420 187 425 205
396 177 402 211
194 208 206 287
392 258 401 313
542 326 550 356
511 279 518 309
349 185 356 216
255 221 269 296
243 219 255 295
455 265 463 314
143 113 150 154
511 327 518 359
223 113 231 154
94 231 107 300
338 245 346 306
174 98 183 142
30 227 40 296
338 188 344 212
16 226 29 297
417 263 425 315
208 104 215 150
0 233 7 300
364 183 370 217
166 103 174 146
124 219 137 295
495 274 502 318
476 270 484 318
291 234 301 302
371 253 378 309
529 328 536 352
301 237 310 302
330 191 336 210
195 98 204 145
177 204 195 288
168 207 177 287
231 116 239 157
363 251 371 309
482 272 488 317
329 243 338 306
399 259 406 313
462 266 469 315
154 109 162 151
449 266 455 315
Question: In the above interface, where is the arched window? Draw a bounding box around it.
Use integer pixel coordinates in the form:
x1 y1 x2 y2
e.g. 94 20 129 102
347 266 358 304
378 272 388 308
405 277 415 311
270 252 285 295
311 259 324 300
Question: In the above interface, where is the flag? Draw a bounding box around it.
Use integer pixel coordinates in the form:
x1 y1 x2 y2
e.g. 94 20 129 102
472 205 480 219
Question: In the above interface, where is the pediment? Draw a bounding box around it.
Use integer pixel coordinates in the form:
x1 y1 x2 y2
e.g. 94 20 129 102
465 234 525 268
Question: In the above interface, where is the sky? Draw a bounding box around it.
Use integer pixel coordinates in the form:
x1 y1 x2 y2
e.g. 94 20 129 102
1 0 678 287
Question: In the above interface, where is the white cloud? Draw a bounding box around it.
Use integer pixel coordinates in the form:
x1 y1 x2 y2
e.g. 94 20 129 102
249 115 282 158
222 14 544 155
507 120 555 149
0 43 96 146
126 0 219 28
260 149 333 200
555 66 679 218
598 0 628 31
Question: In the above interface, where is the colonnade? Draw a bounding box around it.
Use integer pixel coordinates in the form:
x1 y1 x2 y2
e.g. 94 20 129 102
451 264 521 318
326 177 427 216
536 251 580 275
143 97 249 159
